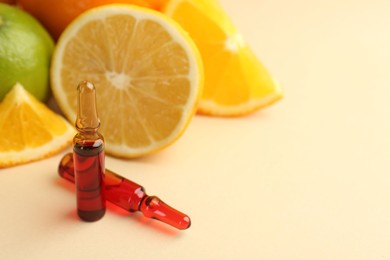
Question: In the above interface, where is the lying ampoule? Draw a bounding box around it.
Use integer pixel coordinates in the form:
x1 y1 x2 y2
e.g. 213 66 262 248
59 153 191 230
73 81 105 221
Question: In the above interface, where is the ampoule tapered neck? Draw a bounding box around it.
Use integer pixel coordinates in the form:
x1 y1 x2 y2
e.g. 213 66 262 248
76 81 100 132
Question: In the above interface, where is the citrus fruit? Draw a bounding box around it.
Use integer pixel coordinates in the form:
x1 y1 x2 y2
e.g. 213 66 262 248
0 83 75 168
164 0 283 116
18 0 170 40
0 3 54 101
51 4 203 158
0 0 16 4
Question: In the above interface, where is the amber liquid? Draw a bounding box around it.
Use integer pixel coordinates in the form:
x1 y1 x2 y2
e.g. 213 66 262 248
73 141 105 221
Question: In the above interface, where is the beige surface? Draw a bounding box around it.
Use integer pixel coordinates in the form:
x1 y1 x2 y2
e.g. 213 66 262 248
1 0 390 259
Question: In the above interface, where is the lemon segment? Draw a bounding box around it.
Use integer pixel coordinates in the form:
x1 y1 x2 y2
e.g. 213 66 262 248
0 83 75 168
164 0 282 116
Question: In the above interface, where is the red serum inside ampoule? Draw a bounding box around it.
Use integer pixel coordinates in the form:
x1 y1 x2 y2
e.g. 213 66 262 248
73 141 105 221
73 81 105 221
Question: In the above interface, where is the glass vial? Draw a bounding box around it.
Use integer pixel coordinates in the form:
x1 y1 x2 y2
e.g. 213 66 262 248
73 81 105 222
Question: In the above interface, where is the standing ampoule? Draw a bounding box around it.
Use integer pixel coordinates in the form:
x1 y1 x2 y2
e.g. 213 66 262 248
73 81 105 221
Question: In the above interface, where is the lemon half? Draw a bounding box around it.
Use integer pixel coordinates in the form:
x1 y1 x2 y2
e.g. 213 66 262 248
51 4 203 158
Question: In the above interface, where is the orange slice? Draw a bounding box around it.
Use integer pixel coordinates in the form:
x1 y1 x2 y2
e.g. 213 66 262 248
164 0 282 116
51 4 203 158
0 83 74 168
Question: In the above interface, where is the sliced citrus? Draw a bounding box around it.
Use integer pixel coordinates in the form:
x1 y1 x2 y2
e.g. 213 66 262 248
0 83 74 168
164 0 282 116
51 4 203 158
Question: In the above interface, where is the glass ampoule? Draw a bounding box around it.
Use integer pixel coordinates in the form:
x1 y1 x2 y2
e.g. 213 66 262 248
59 153 191 230
73 81 105 222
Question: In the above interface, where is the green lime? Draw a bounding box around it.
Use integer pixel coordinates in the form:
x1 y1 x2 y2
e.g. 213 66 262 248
0 3 54 101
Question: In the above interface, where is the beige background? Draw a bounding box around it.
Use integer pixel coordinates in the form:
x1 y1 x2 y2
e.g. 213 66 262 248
1 0 390 259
